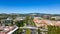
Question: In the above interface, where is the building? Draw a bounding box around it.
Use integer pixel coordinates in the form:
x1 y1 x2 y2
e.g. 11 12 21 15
0 26 18 34
43 15 51 19
14 17 25 21
34 17 60 27
4 17 13 26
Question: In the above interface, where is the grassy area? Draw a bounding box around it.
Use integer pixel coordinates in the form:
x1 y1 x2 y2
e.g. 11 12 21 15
26 28 31 34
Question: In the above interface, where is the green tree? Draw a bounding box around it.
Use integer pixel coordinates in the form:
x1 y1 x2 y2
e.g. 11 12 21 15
47 25 60 34
15 20 24 27
51 17 55 20
38 28 41 34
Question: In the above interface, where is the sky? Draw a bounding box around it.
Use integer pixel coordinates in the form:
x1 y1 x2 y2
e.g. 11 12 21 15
0 0 60 14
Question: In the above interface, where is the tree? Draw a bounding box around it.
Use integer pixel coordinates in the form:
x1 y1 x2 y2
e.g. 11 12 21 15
51 17 55 20
38 28 41 34
47 25 60 34
15 20 24 27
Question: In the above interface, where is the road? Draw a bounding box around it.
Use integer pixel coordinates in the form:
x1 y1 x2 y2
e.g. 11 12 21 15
20 19 38 34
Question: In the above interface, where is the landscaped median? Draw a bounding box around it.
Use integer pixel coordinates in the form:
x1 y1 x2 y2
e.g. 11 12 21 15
26 28 31 34
20 27 31 34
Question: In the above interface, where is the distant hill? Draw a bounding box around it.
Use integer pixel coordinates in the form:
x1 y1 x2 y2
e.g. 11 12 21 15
0 13 60 17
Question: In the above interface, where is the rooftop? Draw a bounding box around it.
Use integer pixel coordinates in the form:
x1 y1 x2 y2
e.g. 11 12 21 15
0 26 18 34
34 17 60 27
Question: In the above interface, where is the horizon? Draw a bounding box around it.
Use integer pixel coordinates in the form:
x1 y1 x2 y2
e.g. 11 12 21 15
0 12 60 14
0 0 60 14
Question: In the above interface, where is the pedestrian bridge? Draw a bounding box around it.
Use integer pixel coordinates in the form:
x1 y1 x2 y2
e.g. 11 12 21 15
20 27 38 29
